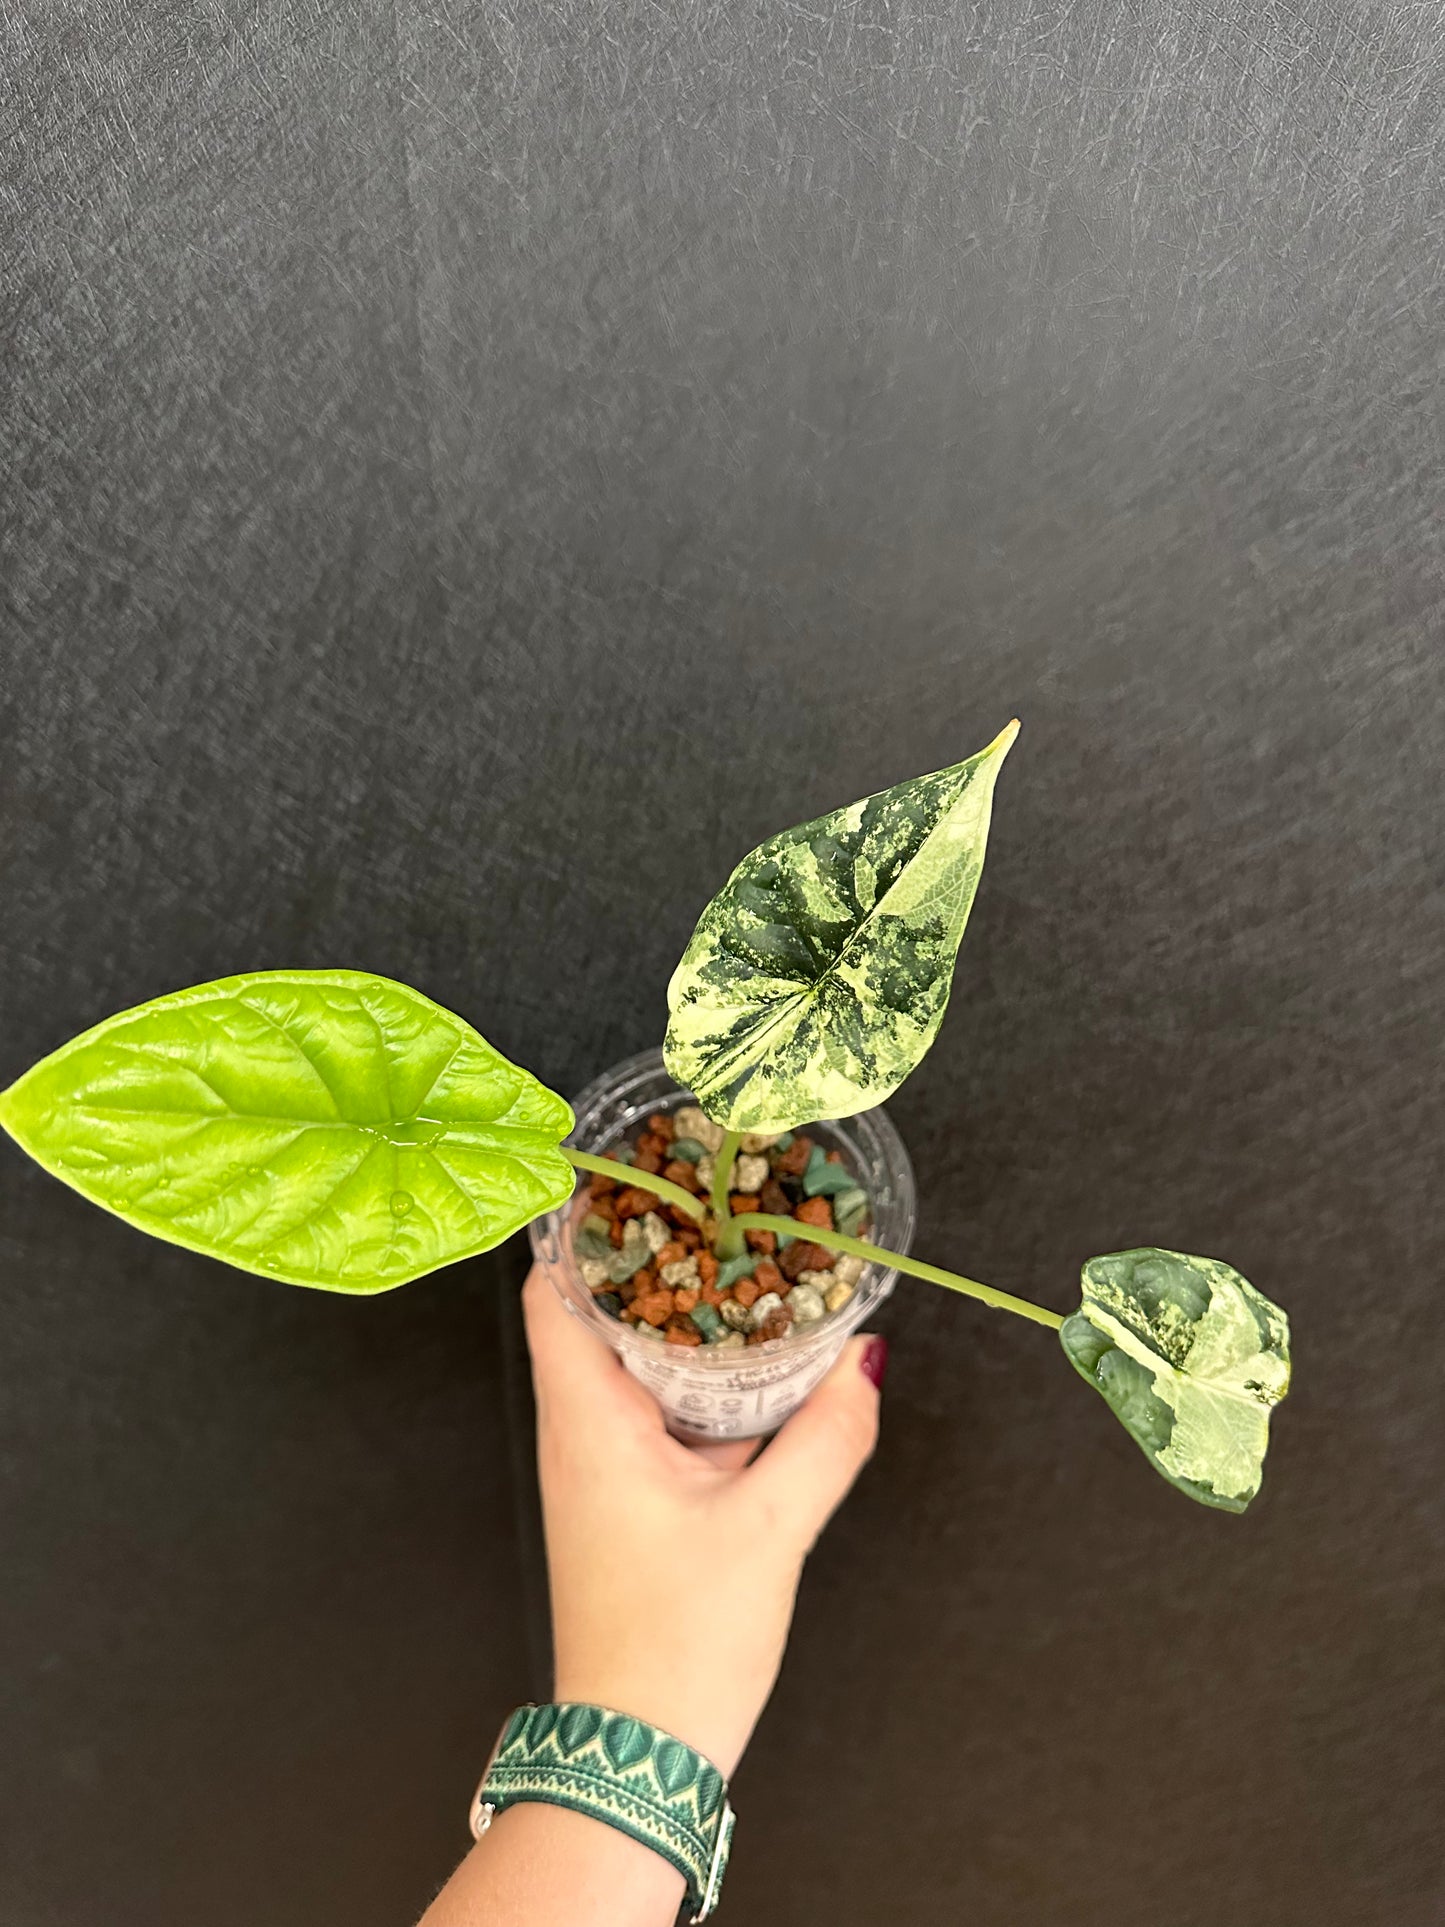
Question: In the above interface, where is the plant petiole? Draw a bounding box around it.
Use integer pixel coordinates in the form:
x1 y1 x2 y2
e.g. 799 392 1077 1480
727 1213 1064 1330
564 1150 706 1222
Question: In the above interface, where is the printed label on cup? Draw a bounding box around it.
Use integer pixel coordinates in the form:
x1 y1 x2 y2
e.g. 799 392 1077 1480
618 1334 847 1439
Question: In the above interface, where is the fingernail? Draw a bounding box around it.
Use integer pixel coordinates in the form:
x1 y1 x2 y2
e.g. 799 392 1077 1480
859 1335 889 1389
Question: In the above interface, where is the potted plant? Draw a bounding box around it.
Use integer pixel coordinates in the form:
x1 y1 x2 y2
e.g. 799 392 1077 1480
0 721 1290 1511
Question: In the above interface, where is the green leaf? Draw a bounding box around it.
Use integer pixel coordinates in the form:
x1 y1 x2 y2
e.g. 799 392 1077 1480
664 722 1018 1130
1060 1247 1292 1513
0 970 574 1293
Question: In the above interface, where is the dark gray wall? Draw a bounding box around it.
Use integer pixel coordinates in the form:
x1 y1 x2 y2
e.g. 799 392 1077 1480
3 4 1441 1923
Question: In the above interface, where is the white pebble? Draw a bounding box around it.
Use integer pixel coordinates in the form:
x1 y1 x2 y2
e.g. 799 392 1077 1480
824 1279 856 1314
733 1153 769 1193
748 1291 784 1331
660 1256 701 1290
797 1268 836 1292
786 1283 826 1324
579 1257 612 1289
739 1131 781 1154
833 1254 865 1285
719 1299 752 1330
712 1331 747 1351
673 1106 726 1154
640 1212 670 1255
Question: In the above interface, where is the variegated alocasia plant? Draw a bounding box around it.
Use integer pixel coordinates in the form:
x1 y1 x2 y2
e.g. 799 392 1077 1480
0 723 1292 1510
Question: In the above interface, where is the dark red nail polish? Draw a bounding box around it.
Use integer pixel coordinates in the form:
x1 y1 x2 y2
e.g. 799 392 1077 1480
860 1335 889 1389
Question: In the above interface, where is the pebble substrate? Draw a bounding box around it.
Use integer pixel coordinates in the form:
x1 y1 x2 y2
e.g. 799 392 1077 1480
571 1106 874 1350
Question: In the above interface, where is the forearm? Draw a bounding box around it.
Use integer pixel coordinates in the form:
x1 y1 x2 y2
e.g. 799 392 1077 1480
418 1802 684 1927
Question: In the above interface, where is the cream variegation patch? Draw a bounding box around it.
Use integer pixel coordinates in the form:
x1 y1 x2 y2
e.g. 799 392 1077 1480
664 721 1019 1130
1061 1247 1292 1512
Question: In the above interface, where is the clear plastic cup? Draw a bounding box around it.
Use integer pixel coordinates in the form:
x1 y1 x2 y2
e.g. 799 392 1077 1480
528 1047 917 1441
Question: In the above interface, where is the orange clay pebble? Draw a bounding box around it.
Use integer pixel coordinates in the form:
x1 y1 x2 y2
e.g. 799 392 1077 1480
732 1276 762 1310
729 1193 761 1214
647 1113 676 1142
745 1229 776 1254
662 1159 702 1192
588 1170 617 1196
666 1323 703 1346
781 1240 835 1279
774 1135 813 1177
826 1148 845 1164
655 1241 686 1269
615 1186 659 1219
695 1250 718 1287
673 1287 700 1314
636 1131 669 1160
591 1194 618 1221
677 1226 702 1251
794 1195 833 1229
699 1278 726 1307
632 1148 662 1174
608 1219 626 1247
634 1289 675 1327
752 1259 784 1296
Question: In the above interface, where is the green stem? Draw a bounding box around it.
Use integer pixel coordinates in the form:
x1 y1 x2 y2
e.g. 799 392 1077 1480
709 1129 743 1221
728 1214 1064 1331
564 1150 705 1222
708 1130 746 1259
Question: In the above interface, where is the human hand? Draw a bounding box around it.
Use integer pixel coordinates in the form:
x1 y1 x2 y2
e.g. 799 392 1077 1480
523 1261 887 1779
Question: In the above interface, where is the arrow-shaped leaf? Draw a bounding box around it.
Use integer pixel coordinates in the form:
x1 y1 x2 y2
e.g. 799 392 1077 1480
1061 1247 1291 1513
664 721 1018 1131
0 970 574 1292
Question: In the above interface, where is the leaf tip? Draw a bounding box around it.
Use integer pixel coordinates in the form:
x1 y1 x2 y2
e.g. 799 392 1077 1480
0 1073 29 1144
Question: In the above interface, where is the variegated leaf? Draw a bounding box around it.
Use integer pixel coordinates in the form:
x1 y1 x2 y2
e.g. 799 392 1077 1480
1060 1247 1291 1513
663 721 1018 1130
0 970 575 1292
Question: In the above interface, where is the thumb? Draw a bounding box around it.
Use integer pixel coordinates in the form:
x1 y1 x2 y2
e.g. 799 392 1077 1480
744 1334 886 1550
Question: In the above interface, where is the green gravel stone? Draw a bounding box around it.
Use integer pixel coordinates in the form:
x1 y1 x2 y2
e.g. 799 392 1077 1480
607 1221 652 1283
717 1254 758 1291
803 1160 864 1199
834 1187 870 1236
689 1303 724 1340
607 1144 635 1164
575 1215 615 1261
772 1132 794 1152
668 1137 706 1163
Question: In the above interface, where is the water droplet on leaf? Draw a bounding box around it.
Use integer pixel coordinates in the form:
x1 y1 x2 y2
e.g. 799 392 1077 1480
390 1190 414 1217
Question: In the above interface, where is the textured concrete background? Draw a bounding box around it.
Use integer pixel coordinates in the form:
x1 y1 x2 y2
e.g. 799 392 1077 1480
3 4 1442 1923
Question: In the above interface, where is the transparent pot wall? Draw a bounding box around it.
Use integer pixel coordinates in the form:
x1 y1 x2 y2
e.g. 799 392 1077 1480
529 1048 917 1441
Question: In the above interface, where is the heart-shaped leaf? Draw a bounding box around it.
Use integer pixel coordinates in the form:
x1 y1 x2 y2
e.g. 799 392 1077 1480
694 1762 724 1825
0 970 574 1293
652 1736 698 1796
557 1704 603 1755
664 721 1018 1130
601 1713 653 1773
1060 1247 1292 1513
